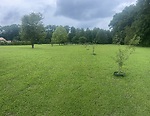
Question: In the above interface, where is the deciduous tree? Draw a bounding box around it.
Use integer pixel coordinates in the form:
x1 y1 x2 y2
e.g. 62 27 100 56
51 26 68 45
20 12 45 48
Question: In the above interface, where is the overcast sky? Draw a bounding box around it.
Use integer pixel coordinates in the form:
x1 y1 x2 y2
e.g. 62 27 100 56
0 0 136 29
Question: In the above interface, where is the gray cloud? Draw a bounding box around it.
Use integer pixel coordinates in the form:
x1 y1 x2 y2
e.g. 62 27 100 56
0 0 55 26
0 10 20 25
55 0 122 21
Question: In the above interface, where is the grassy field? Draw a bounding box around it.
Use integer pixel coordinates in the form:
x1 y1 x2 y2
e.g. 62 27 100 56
0 44 150 116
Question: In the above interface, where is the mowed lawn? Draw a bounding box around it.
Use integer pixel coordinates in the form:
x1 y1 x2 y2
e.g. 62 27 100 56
0 44 150 116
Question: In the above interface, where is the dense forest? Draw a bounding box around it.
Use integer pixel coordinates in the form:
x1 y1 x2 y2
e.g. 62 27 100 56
109 0 150 46
0 0 150 46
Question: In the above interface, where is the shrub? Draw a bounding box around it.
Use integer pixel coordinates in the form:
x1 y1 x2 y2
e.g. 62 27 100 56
114 35 140 76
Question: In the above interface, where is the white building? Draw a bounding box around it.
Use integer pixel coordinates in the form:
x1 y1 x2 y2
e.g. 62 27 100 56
0 37 6 42
0 37 11 43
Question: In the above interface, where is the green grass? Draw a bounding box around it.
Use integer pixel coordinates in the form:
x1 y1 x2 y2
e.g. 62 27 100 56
0 44 150 116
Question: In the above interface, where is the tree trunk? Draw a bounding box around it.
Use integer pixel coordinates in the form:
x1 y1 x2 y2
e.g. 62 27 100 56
32 43 34 48
92 45 96 55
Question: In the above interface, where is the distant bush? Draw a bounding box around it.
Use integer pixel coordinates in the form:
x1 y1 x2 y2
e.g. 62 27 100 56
0 41 31 45
0 41 7 45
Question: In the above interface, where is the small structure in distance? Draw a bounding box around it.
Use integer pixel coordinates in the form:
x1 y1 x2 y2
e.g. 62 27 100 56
0 37 11 43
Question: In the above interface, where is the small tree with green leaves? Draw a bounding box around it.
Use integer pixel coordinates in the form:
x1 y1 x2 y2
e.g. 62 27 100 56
114 35 140 76
51 26 68 45
79 36 87 44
